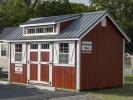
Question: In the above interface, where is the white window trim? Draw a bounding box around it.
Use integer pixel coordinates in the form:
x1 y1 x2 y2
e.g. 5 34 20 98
14 44 23 62
23 25 57 36
59 43 69 64
0 43 8 58
54 41 75 67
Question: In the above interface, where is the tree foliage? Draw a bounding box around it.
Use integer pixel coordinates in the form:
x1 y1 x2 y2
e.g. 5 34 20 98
0 0 90 26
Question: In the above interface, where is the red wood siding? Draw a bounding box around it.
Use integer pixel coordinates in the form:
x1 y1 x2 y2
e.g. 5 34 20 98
10 64 27 83
60 19 76 32
80 17 123 90
41 64 49 82
30 64 38 80
41 52 49 62
30 52 38 61
52 66 76 90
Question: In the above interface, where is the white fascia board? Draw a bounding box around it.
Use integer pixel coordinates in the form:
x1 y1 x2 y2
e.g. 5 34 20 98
19 22 56 27
3 38 79 43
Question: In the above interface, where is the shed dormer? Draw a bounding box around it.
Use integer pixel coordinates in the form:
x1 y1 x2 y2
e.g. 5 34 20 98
20 14 80 36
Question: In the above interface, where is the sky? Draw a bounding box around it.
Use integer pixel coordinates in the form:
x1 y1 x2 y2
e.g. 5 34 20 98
69 0 90 6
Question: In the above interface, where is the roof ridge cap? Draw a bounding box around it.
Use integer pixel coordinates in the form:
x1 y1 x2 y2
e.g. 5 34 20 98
81 10 107 15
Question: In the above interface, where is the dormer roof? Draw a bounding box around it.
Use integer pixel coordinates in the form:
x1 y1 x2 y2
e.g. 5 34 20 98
20 14 80 27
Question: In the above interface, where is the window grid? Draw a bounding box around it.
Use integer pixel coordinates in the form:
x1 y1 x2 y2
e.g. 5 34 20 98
59 43 69 64
1 44 7 57
41 44 49 49
15 44 22 61
30 44 38 49
26 25 54 34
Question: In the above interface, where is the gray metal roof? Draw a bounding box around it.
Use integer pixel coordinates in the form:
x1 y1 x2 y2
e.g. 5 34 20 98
22 14 80 25
4 11 108 41
0 27 17 40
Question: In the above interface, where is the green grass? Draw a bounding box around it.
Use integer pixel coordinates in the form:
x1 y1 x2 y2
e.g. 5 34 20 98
88 76 133 100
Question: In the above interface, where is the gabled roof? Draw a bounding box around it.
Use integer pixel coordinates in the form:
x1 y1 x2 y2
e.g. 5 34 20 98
0 27 17 40
20 14 80 27
3 11 130 42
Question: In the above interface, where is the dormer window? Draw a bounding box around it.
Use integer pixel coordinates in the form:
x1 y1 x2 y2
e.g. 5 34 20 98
24 25 55 35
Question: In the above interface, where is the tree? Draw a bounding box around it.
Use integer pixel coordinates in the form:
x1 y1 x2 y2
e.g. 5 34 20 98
89 0 133 53
0 0 29 26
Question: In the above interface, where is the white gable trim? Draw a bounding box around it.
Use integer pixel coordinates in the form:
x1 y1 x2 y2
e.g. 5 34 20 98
20 22 55 27
79 13 108 40
107 14 131 42
80 13 131 42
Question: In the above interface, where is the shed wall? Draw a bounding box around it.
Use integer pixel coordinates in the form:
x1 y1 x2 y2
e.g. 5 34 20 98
80 17 123 90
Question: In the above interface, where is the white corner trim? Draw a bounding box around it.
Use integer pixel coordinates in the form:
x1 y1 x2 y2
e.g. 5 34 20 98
27 43 30 82
20 22 56 27
8 43 10 81
123 39 125 84
76 40 81 91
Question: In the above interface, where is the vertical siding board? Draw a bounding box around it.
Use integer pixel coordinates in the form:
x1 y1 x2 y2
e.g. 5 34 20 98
10 64 27 83
52 66 76 90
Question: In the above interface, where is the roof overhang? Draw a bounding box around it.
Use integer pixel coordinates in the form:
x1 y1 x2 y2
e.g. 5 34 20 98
20 22 56 27
3 38 80 43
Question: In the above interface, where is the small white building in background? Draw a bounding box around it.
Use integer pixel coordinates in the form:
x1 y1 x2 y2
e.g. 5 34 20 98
0 27 16 73
124 53 133 76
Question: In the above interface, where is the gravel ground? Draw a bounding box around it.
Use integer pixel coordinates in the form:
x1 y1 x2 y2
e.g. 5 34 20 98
50 94 100 100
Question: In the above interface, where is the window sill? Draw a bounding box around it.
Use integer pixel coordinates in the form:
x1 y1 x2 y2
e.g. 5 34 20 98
11 61 26 64
54 63 75 67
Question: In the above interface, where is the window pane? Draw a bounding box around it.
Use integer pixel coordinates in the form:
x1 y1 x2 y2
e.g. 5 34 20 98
45 27 53 33
59 54 68 64
36 28 44 33
30 44 38 49
59 43 69 64
1 44 7 56
15 53 22 61
59 43 69 53
15 44 22 52
27 28 35 34
41 44 49 49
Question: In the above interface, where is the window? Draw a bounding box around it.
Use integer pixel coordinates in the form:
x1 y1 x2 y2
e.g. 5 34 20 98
30 44 38 49
15 44 22 61
26 25 54 35
59 43 69 64
27 28 35 34
41 44 49 49
1 44 7 57
36 28 44 33
44 26 54 33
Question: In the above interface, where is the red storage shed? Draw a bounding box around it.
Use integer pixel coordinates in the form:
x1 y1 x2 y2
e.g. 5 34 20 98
3 11 130 91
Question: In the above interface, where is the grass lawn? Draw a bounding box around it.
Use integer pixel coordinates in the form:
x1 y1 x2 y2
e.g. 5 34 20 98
87 76 133 100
